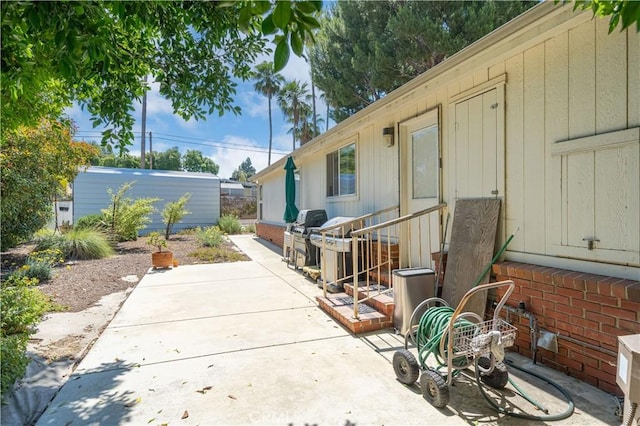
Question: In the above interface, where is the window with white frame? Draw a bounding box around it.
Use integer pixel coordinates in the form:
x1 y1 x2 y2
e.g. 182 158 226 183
326 142 356 197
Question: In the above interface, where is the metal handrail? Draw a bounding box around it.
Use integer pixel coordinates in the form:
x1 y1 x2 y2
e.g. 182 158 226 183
318 205 400 297
351 203 447 237
351 203 447 319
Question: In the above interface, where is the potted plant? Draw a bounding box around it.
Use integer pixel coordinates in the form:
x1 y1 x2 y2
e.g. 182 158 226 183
146 231 173 269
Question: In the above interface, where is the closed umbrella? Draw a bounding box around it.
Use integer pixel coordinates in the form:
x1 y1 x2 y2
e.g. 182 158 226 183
283 156 299 223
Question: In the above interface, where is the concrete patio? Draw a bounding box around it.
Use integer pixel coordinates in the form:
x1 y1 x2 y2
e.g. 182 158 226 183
35 235 620 425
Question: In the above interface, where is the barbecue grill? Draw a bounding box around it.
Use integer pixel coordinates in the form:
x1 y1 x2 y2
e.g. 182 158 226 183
309 216 360 289
288 209 327 268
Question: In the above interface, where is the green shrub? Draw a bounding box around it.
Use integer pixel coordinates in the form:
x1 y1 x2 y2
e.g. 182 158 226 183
217 215 241 235
11 249 64 282
1 333 30 397
62 228 114 260
101 182 159 241
242 223 256 234
1 275 50 396
196 226 225 248
161 193 191 239
33 229 65 252
76 213 108 231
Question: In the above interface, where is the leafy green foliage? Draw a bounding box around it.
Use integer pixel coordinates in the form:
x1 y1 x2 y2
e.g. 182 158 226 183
231 157 257 181
146 231 168 253
1 275 50 396
101 182 159 241
11 249 64 282
569 0 640 32
0 119 98 249
309 1 537 122
151 147 182 171
75 213 109 231
278 80 313 150
252 62 285 165
195 226 226 248
60 228 114 260
2 1 323 151
162 193 191 239
217 215 243 235
182 150 219 174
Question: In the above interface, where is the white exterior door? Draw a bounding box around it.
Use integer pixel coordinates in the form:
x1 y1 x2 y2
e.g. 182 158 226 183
399 107 441 267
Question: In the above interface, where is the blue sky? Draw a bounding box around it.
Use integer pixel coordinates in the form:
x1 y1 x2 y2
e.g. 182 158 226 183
68 52 331 179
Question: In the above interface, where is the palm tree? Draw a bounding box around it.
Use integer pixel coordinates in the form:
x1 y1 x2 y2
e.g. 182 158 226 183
252 62 284 166
278 80 312 151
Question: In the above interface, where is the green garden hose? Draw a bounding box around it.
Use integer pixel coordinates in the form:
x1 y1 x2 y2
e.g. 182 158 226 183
474 357 575 421
415 306 475 372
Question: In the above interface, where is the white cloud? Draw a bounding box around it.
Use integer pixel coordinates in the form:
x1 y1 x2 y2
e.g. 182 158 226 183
240 91 269 118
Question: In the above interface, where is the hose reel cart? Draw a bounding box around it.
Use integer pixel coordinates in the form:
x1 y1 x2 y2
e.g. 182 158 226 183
393 280 517 408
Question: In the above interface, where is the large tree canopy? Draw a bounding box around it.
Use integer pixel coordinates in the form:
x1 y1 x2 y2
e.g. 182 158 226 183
308 1 536 122
1 1 322 151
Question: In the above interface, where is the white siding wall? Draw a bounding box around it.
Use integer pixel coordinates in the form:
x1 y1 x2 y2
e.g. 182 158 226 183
254 5 639 276
73 167 220 234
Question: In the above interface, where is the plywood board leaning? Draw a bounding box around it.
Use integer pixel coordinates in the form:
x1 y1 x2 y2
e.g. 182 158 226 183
441 198 501 318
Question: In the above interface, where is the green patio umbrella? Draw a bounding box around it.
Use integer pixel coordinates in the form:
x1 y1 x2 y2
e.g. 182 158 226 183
283 156 299 223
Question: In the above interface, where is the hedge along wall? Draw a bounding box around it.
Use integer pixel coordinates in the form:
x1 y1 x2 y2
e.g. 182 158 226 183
491 261 640 396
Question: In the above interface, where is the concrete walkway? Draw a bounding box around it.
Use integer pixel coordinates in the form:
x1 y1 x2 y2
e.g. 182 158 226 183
36 235 619 425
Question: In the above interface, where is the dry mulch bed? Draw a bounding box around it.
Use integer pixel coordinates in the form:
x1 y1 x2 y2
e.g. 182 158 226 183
1 233 245 313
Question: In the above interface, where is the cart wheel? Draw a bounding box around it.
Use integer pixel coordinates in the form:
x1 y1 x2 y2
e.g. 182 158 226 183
393 349 420 385
420 369 449 408
477 356 509 389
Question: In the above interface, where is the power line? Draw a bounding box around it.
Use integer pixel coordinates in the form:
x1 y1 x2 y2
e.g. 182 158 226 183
75 131 290 155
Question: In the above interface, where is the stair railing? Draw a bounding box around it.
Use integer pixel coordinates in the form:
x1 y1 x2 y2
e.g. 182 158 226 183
317 205 399 297
350 203 447 319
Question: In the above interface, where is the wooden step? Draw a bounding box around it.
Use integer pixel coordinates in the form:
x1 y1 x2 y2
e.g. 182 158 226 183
316 293 393 334
344 282 394 316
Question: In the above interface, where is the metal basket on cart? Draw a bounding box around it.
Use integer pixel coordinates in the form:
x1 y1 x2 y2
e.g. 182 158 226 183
452 318 517 358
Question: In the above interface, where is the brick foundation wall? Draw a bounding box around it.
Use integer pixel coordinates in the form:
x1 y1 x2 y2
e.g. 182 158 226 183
491 261 640 396
255 221 286 248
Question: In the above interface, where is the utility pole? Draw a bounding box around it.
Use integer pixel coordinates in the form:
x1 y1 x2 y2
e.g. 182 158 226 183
140 76 147 169
148 131 153 169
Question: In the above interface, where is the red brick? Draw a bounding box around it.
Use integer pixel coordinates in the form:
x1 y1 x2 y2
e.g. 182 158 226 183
513 277 531 289
620 299 640 317
584 365 616 386
546 310 569 322
569 351 598 368
513 264 534 280
585 311 616 326
584 329 617 347
619 319 640 333
492 263 508 275
556 320 584 335
588 290 620 307
584 348 616 367
611 280 635 299
546 293 569 305
552 271 572 286
530 282 555 294
568 273 588 291
521 287 543 299
532 267 556 284
557 287 585 300
558 304 583 317
602 305 637 321
555 354 583 371
628 282 640 303
596 277 616 297
570 316 598 330
572 299 601 313
584 274 601 293
560 272 583 288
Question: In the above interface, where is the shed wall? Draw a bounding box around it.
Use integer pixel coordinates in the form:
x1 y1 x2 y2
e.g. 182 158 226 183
73 167 220 235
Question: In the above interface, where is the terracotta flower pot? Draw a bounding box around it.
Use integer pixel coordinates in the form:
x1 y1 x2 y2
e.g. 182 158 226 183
151 251 173 269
